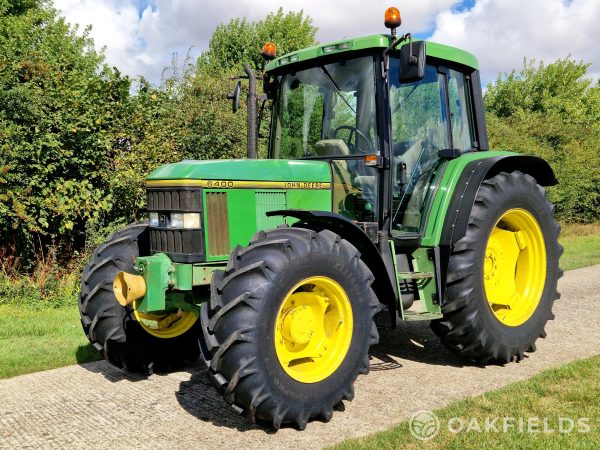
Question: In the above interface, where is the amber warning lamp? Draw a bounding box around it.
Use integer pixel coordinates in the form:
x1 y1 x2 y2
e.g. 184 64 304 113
262 42 277 60
364 154 382 167
384 7 402 36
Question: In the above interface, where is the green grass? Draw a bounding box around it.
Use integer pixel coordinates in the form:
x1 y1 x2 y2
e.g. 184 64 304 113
559 223 600 271
333 355 600 450
0 305 100 379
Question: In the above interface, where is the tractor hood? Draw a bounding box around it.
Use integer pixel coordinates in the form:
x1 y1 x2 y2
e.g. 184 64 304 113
146 159 331 184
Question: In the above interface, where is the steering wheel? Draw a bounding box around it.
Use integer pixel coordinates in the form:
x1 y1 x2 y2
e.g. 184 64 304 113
332 125 375 154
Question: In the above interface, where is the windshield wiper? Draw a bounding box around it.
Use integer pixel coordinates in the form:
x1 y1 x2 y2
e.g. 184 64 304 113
318 66 357 116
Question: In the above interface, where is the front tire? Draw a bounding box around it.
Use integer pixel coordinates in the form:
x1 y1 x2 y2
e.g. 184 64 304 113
200 227 379 429
431 171 562 364
79 222 201 372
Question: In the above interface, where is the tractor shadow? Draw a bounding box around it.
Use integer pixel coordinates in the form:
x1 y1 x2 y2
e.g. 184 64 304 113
175 367 279 432
77 355 151 383
76 324 485 432
173 322 481 432
370 320 482 369
75 353 263 430
76 345 196 384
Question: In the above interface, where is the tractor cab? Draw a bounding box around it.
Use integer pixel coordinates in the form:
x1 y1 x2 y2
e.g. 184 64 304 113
263 33 487 239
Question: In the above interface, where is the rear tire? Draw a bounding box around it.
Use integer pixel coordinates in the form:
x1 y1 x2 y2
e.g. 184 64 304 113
200 227 379 429
79 222 201 373
431 171 562 364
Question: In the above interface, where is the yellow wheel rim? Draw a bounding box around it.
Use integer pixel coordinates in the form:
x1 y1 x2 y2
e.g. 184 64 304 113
274 276 353 383
132 300 198 339
484 208 546 327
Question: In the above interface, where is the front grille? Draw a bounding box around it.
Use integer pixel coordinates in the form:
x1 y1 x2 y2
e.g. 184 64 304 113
147 189 201 211
147 188 204 263
205 192 230 257
255 191 287 230
149 229 203 261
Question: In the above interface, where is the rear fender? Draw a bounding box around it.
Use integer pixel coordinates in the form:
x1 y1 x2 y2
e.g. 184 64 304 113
432 154 556 305
440 154 557 246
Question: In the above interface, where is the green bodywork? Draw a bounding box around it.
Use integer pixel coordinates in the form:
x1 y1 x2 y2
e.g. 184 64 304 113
134 259 221 314
147 159 332 261
134 33 519 321
137 150 518 315
133 253 173 313
201 188 331 260
147 158 331 182
139 159 334 313
390 242 442 321
265 34 479 72
421 150 517 246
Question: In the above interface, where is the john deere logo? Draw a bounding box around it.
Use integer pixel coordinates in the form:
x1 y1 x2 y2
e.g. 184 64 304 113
409 410 440 441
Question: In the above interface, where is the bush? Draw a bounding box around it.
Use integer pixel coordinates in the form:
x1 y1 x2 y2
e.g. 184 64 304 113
0 4 318 272
0 3 132 265
485 58 600 222
2 1 598 285
0 250 79 309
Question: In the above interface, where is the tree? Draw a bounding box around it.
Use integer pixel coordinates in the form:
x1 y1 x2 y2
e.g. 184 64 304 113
0 1 131 264
201 8 317 72
0 5 320 267
485 58 600 222
0 0 41 16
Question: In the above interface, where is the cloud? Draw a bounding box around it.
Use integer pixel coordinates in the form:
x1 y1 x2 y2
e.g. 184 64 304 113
53 0 143 76
54 0 460 83
429 0 600 82
53 0 599 84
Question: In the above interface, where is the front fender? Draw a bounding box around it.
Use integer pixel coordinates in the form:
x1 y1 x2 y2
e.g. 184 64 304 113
267 210 398 324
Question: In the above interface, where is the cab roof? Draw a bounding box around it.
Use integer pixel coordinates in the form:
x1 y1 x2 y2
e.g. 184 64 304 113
265 34 479 72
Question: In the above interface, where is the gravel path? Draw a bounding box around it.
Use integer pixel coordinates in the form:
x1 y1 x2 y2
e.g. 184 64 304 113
1 265 599 449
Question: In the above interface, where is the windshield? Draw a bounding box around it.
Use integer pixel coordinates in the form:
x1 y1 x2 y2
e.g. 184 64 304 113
271 56 377 159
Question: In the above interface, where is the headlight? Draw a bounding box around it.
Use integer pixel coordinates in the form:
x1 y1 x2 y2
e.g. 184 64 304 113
170 212 200 229
182 213 201 228
170 213 183 228
149 212 159 226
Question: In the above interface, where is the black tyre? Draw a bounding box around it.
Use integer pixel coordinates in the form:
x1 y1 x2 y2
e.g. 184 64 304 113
431 171 562 364
200 227 380 429
79 222 201 373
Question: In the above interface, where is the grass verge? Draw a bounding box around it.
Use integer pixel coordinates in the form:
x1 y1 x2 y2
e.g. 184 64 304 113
0 305 101 379
333 355 600 449
559 223 600 270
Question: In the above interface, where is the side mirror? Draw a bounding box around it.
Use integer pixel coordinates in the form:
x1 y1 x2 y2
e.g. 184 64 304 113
399 40 426 83
226 80 241 113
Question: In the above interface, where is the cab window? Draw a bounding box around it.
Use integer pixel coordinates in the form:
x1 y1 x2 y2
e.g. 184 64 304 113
389 63 448 232
447 69 475 150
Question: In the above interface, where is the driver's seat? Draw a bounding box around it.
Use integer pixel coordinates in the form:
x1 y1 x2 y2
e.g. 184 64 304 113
314 139 350 158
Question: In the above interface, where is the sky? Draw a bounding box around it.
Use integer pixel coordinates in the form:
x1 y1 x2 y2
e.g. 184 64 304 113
53 0 600 85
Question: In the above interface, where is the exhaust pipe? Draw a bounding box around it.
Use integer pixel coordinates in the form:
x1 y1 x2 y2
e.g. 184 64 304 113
113 272 146 306
244 63 258 159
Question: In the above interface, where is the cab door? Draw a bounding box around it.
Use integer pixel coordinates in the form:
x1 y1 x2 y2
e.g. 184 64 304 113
388 59 477 235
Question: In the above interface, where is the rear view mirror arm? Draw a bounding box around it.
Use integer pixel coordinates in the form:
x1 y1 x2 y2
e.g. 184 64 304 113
382 33 411 80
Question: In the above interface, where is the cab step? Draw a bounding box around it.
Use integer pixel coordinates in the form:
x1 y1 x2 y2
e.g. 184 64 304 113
396 271 434 280
389 242 443 323
402 310 443 321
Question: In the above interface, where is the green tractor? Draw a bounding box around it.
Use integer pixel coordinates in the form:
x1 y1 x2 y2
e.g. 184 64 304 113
79 7 561 430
